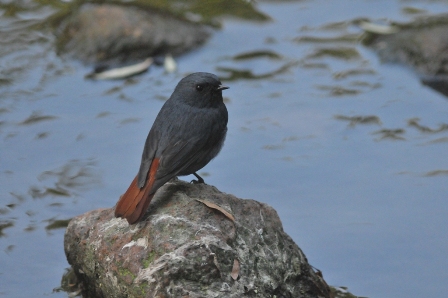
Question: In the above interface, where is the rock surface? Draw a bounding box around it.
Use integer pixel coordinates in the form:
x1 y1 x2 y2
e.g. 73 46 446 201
64 179 331 298
363 14 448 96
56 4 210 65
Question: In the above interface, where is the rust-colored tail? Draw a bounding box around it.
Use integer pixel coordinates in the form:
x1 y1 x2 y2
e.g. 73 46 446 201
115 158 160 224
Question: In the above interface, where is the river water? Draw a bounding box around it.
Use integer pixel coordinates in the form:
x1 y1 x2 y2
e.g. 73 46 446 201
1 1 448 297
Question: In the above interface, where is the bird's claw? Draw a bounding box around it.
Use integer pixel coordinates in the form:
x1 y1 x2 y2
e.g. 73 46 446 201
191 172 205 184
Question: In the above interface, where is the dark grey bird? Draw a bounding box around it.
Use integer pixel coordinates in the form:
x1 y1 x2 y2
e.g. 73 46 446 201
115 72 229 224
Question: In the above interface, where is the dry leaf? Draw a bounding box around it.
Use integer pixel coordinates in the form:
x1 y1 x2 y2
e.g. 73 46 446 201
195 199 235 222
231 259 240 280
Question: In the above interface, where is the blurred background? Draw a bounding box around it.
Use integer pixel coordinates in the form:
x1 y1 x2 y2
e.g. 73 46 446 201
1 0 448 297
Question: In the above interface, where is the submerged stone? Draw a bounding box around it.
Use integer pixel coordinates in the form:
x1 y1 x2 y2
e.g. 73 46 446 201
363 14 448 96
56 4 210 65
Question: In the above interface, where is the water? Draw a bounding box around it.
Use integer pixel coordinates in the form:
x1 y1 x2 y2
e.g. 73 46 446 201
1 1 448 297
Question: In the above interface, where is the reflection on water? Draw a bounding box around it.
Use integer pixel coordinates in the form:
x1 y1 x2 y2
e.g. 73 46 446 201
1 159 100 241
45 218 71 232
334 115 382 127
233 50 282 60
218 62 296 81
0 221 14 238
373 128 406 140
307 47 361 60
332 68 376 79
295 33 360 44
315 84 362 96
408 118 448 133
1 1 448 298
19 112 58 125
31 159 101 198
55 267 81 297
423 170 448 177
424 136 448 144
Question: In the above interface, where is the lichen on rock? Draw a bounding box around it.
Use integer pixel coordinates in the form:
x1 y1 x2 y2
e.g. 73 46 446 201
64 179 331 297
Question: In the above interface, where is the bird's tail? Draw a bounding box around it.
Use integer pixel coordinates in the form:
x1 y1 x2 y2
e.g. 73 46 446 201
115 158 159 224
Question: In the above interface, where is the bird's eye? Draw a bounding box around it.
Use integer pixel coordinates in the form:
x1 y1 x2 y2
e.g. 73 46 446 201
196 84 204 92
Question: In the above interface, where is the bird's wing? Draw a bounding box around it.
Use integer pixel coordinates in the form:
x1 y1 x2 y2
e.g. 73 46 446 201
154 135 212 184
137 128 160 188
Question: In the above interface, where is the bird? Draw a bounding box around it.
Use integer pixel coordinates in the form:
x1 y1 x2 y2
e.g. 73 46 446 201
114 72 229 224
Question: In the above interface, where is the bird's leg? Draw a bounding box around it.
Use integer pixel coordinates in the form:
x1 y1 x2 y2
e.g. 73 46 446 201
191 172 205 184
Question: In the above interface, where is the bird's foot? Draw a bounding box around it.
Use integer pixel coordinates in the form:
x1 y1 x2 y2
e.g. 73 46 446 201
191 172 205 184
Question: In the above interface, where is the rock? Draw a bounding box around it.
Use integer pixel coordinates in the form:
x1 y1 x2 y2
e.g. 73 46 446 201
56 4 210 65
64 179 331 298
362 14 448 96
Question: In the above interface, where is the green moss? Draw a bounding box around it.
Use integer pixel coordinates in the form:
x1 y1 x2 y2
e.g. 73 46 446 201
118 267 136 279
83 244 98 275
129 281 148 297
143 251 157 268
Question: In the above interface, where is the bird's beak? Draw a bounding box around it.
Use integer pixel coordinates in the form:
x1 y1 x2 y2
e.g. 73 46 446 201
217 85 229 91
